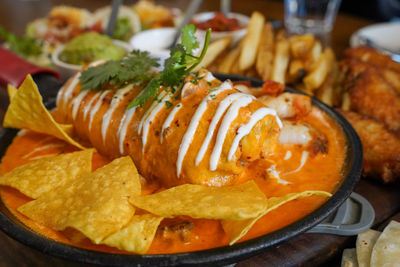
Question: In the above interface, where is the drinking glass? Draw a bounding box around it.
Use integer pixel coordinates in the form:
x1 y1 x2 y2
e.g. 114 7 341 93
284 0 342 36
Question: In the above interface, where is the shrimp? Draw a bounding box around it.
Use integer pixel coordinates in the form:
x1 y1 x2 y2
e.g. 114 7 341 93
278 121 312 145
258 92 312 119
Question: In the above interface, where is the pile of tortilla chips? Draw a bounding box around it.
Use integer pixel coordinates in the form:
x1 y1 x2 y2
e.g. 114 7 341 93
0 76 333 253
341 220 400 266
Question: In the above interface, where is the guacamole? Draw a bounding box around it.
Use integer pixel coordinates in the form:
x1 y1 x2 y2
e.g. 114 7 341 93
59 32 126 65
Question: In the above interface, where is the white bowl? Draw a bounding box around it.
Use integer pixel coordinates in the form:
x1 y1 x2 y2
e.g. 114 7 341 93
192 12 250 45
52 40 132 81
129 27 205 68
350 22 400 52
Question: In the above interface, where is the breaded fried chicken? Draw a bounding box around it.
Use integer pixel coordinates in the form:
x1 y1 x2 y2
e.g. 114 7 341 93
339 109 400 183
341 51 400 132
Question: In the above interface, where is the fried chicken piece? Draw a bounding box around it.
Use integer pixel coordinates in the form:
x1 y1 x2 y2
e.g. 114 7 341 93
344 46 400 73
339 109 400 183
341 58 400 132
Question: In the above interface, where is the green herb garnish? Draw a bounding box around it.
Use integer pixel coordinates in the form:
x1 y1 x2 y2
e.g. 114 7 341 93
0 25 42 58
128 25 211 108
79 24 211 109
165 101 173 109
79 50 159 91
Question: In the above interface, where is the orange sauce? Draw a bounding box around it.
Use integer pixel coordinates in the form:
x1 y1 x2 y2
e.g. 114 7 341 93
0 107 346 254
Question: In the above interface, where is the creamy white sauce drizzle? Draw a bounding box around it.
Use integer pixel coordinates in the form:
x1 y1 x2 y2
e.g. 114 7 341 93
284 150 292 160
58 60 105 111
60 73 81 111
160 103 182 143
227 107 281 161
101 85 133 143
88 90 110 132
83 92 101 120
195 93 245 166
117 106 137 154
71 90 89 120
181 82 194 98
209 94 255 171
267 165 290 185
282 150 309 176
141 92 171 152
138 90 167 134
22 143 66 159
176 81 232 177
205 72 215 82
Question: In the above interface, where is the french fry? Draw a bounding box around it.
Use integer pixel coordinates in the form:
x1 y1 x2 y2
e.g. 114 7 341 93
315 65 338 106
270 38 290 84
256 23 275 80
218 44 241 74
287 59 306 83
341 92 351 110
194 37 231 71
245 67 258 78
303 47 334 91
304 40 322 71
289 34 315 58
275 28 286 42
239 11 265 71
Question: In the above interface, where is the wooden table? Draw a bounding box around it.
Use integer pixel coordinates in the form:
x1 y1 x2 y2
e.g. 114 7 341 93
2 1 396 266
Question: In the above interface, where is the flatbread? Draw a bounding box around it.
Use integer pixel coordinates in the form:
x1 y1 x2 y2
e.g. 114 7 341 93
356 229 380 267
370 220 400 267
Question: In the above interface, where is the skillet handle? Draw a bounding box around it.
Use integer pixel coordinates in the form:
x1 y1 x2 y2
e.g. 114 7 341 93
0 47 59 87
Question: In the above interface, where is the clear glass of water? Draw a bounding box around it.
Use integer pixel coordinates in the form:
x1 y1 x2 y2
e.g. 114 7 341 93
284 0 342 36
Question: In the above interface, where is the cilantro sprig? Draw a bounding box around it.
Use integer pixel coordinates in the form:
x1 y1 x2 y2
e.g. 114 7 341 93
79 50 159 91
79 24 211 109
128 25 211 108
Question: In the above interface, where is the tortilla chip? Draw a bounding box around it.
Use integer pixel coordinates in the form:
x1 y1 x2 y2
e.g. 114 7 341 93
18 156 141 244
130 180 267 220
370 220 400 266
222 191 332 245
7 84 17 100
3 75 85 149
356 229 380 267
0 150 93 199
101 214 163 254
341 248 358 267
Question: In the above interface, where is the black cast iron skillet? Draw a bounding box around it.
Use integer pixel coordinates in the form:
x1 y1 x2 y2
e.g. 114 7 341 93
0 73 363 266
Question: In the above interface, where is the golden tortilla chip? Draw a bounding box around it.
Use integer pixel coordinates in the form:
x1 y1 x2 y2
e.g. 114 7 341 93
356 229 380 267
0 149 93 199
3 75 84 149
101 214 163 254
370 220 400 266
18 156 141 244
130 180 267 220
222 191 332 245
7 84 17 100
